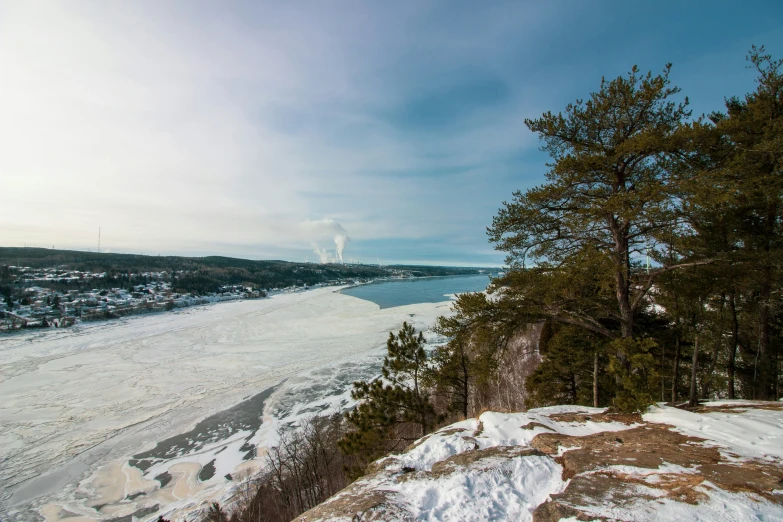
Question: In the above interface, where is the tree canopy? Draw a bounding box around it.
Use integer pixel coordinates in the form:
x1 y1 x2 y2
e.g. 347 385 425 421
467 47 781 409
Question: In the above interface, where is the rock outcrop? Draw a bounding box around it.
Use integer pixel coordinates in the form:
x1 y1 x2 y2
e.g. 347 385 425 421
295 401 783 521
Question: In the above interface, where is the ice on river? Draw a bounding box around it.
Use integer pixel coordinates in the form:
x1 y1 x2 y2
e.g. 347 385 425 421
0 287 453 521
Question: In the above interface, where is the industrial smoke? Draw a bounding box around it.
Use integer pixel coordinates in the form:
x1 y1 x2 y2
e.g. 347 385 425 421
334 234 349 263
301 219 350 264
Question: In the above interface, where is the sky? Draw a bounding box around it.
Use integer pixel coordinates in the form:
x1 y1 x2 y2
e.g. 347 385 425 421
1 1 782 266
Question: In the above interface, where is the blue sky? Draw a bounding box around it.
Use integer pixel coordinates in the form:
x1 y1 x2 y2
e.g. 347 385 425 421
1 1 781 266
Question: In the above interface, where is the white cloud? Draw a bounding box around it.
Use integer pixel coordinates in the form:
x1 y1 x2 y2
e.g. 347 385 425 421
0 1 567 263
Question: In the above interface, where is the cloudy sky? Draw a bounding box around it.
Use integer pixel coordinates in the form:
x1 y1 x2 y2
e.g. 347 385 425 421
1 1 781 266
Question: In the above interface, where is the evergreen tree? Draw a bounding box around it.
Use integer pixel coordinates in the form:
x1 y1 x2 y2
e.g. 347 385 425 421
489 64 693 342
426 333 497 419
204 502 230 522
340 323 437 469
482 64 731 411
669 46 783 401
426 338 474 419
440 49 782 411
526 324 613 408
714 47 783 399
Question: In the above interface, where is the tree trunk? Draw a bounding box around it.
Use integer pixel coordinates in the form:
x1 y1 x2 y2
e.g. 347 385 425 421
569 373 577 404
612 233 633 401
689 335 700 408
774 348 780 401
671 293 682 404
461 353 469 419
610 216 633 340
728 290 738 400
756 202 776 399
704 294 726 399
757 279 771 399
616 268 633 339
661 342 666 402
672 336 681 403
593 350 599 408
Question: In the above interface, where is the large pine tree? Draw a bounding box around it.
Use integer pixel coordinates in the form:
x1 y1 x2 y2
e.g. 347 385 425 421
488 64 694 342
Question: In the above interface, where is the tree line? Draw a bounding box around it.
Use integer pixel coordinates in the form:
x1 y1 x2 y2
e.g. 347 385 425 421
0 248 482 297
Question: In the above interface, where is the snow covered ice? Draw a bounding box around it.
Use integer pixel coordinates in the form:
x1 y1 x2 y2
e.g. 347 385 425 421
0 287 453 521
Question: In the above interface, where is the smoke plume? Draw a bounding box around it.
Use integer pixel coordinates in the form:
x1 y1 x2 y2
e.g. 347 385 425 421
301 219 350 264
334 234 349 263
312 245 332 264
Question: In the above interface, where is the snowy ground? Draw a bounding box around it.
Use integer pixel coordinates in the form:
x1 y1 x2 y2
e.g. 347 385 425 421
0 287 454 522
297 402 783 522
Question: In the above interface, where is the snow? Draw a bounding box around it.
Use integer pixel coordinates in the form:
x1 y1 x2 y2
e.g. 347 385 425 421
699 399 776 408
476 407 637 447
388 455 567 522
391 419 480 472
570 477 783 521
604 462 699 479
305 406 645 522
644 402 783 462
389 406 639 473
313 404 783 522
0 287 455 522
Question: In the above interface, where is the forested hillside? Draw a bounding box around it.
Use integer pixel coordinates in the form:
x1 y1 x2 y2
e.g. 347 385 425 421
0 247 482 294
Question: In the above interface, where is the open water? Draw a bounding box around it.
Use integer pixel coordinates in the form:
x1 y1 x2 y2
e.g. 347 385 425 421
340 273 493 308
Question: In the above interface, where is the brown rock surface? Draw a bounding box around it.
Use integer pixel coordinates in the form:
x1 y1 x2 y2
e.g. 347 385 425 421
532 420 783 521
295 405 783 521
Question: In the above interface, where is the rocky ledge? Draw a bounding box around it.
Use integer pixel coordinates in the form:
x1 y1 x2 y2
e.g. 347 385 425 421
295 401 783 521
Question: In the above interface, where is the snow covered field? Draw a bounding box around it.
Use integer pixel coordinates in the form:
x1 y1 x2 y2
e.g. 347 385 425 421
0 287 454 521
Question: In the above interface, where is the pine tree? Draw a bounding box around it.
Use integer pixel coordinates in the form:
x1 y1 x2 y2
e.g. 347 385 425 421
340 323 437 470
526 324 612 408
483 65 720 411
1 286 13 310
671 46 783 401
204 502 230 522
714 47 783 399
489 64 693 342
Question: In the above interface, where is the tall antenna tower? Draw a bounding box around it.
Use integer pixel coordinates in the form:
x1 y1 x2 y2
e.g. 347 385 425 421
98 227 101 253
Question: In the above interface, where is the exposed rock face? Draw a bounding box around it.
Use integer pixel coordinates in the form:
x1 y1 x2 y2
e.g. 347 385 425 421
296 402 783 522
293 478 410 522
532 422 783 521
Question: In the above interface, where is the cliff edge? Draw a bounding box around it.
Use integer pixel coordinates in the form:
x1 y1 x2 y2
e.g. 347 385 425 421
294 401 783 521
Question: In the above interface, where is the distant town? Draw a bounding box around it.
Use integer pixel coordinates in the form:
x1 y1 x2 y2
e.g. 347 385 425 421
0 249 486 332
1 265 260 330
0 265 399 331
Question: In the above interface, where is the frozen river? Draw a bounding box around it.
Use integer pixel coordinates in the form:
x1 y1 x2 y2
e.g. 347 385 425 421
0 286 461 521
